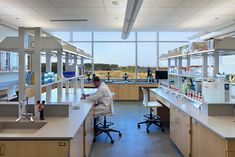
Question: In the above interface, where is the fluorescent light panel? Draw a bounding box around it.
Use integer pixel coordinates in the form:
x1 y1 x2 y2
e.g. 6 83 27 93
122 0 143 39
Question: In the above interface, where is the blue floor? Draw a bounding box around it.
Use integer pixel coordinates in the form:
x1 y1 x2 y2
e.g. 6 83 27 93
89 101 182 157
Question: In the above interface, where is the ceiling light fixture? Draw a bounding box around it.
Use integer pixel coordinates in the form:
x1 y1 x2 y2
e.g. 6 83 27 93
50 19 88 22
112 1 119 6
122 0 143 39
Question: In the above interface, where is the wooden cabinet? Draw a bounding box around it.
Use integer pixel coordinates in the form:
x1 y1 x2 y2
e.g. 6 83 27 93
0 107 95 157
0 140 69 157
84 109 94 157
170 105 191 157
108 84 119 100
70 124 84 157
192 119 227 157
84 83 159 101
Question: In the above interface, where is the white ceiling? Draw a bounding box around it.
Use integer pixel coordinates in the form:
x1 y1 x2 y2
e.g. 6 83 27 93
0 0 235 32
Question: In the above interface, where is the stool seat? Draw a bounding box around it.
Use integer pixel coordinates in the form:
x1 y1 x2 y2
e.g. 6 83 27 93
137 87 165 133
147 101 163 108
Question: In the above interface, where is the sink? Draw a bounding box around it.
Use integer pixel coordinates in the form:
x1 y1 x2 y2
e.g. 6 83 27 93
0 121 47 134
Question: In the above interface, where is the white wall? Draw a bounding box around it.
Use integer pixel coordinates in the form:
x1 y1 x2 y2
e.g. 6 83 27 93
0 25 17 42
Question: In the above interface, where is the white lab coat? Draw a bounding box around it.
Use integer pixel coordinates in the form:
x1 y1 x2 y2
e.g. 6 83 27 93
86 82 112 116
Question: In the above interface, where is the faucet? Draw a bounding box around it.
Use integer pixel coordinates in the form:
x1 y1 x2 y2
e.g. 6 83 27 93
16 97 34 122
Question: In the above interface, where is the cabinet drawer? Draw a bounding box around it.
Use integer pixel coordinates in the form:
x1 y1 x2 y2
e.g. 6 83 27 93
227 151 235 157
226 141 235 151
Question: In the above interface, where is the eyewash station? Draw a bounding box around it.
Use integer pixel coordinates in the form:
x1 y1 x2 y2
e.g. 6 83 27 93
0 27 95 157
150 38 235 157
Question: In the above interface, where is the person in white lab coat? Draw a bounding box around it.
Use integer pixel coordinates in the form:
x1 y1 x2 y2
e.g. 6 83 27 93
81 76 112 116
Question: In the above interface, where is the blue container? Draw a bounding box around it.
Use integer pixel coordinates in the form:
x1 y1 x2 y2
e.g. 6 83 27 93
63 71 75 78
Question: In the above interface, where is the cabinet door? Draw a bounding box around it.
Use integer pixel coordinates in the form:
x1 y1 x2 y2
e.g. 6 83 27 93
70 125 84 157
118 84 129 100
0 140 69 157
192 119 200 157
128 85 139 100
177 110 191 157
170 105 177 142
85 109 94 157
191 120 226 157
108 84 119 100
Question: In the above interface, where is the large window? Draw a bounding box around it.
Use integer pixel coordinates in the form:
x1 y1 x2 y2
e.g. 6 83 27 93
137 42 157 79
72 32 92 41
51 31 192 79
94 42 135 79
11 53 19 71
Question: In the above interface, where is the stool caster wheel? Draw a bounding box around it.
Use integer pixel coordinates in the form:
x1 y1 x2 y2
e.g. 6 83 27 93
93 139 96 142
111 140 114 144
137 124 140 128
119 133 122 137
161 128 165 132
147 129 150 134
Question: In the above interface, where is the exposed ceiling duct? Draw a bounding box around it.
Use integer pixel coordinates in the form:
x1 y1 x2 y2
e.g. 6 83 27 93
122 0 143 39
189 22 235 41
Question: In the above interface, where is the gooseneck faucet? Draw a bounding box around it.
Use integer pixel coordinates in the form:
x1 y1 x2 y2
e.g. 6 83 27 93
15 97 34 122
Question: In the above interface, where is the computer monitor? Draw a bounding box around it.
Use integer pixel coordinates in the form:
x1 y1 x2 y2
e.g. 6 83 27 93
155 71 168 80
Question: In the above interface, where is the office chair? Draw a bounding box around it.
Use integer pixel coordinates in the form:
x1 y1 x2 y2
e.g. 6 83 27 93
94 100 122 144
137 87 165 133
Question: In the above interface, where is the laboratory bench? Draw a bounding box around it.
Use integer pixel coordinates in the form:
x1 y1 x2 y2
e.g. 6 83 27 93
85 81 159 101
0 88 95 157
150 87 235 157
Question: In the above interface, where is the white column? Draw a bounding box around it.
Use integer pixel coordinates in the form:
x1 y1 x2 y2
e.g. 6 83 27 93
187 55 190 71
18 27 26 116
135 32 138 79
65 52 69 93
91 32 95 74
202 53 208 78
74 55 78 93
81 57 84 93
57 51 63 102
213 51 219 78
156 32 159 70
31 27 41 119
46 51 52 101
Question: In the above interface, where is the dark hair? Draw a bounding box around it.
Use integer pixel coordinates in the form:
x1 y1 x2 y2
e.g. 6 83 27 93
92 76 100 82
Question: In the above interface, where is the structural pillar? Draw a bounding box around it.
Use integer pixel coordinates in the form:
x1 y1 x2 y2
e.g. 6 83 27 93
74 55 78 94
46 51 52 101
65 52 69 93
213 51 219 78
31 27 42 119
18 27 26 116
202 53 208 78
57 51 63 102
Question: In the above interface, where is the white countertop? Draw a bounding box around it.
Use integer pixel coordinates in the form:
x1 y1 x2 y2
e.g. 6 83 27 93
150 88 235 140
0 88 95 140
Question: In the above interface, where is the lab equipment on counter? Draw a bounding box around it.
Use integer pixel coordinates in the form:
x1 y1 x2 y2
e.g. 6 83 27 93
15 97 34 122
26 72 35 85
39 100 45 120
87 72 91 81
63 71 75 78
123 73 129 81
106 72 112 83
155 71 168 80
41 72 56 85
147 68 154 83
202 78 231 103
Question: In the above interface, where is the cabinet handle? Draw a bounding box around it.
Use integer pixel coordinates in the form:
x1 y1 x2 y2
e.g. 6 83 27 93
0 143 5 156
